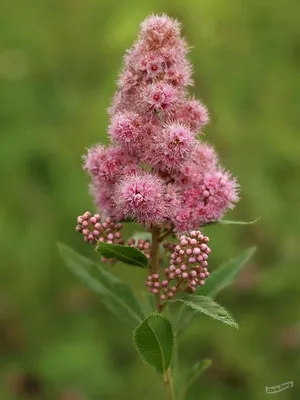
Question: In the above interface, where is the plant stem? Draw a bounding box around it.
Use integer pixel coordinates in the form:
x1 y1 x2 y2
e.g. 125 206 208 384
151 228 176 399
163 368 176 400
151 226 162 311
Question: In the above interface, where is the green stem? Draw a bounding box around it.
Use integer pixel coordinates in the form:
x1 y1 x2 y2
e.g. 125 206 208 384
163 368 176 400
151 227 176 399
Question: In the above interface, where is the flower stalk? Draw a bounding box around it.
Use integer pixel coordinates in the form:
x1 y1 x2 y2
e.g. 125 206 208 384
163 368 176 400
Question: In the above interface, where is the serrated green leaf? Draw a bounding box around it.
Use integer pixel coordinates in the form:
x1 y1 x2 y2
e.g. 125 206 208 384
172 296 238 329
96 242 149 268
133 314 174 373
58 243 144 326
179 359 212 400
196 247 256 297
202 217 260 227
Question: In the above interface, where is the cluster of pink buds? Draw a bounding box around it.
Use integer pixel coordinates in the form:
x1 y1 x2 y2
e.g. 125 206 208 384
145 273 177 300
146 231 210 300
76 211 124 245
127 238 151 260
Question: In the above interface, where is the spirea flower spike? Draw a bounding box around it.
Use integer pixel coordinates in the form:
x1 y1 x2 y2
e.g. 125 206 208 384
83 14 239 230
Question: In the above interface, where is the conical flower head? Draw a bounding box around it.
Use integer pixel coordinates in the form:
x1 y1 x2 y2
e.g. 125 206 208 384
82 14 240 230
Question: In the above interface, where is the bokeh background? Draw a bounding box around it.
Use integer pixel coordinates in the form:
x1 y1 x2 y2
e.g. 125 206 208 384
1 0 300 399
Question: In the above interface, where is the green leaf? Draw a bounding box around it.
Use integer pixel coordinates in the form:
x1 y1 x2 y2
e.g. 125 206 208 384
196 247 256 297
172 296 238 329
58 243 144 326
133 314 174 373
96 242 149 268
217 217 260 225
180 359 212 400
202 217 260 227
173 303 196 335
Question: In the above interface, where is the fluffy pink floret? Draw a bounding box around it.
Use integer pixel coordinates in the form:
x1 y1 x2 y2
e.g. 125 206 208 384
198 169 240 221
165 61 193 87
173 143 218 186
194 143 218 171
174 208 192 232
173 169 239 231
142 82 178 111
114 172 168 226
83 145 138 184
109 112 143 146
117 69 140 92
138 52 165 79
149 123 196 171
174 187 200 231
176 99 209 132
164 184 181 219
140 14 181 49
90 183 120 220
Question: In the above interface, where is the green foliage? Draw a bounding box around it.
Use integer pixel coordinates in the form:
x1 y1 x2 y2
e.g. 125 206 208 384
214 217 261 225
196 247 257 297
173 295 238 330
58 243 144 326
133 314 174 374
96 242 149 268
179 359 212 400
202 217 260 227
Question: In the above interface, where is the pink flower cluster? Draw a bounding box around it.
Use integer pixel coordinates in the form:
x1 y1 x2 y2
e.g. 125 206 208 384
76 211 123 244
83 14 239 231
146 231 210 300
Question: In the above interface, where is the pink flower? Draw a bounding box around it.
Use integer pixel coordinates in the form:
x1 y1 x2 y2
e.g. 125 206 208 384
172 143 218 186
90 183 119 219
197 169 240 221
140 14 181 49
176 99 209 132
165 62 193 87
139 53 166 79
117 69 140 92
109 112 143 146
164 183 181 219
174 208 192 232
142 82 178 111
194 143 218 171
81 14 240 229
114 172 168 226
83 145 138 184
148 123 196 171
173 168 239 231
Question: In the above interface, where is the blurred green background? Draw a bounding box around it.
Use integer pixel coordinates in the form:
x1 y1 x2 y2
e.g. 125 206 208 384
1 0 300 399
